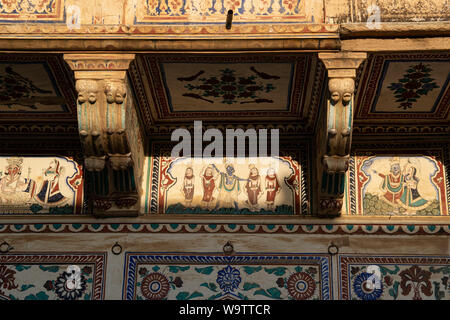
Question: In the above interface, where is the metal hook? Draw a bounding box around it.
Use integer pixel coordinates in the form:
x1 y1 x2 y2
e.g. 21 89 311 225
111 242 122 255
0 241 13 254
328 242 339 255
225 10 233 29
223 241 234 255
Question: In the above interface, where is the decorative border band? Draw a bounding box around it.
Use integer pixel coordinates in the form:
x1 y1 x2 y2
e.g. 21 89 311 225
0 222 448 235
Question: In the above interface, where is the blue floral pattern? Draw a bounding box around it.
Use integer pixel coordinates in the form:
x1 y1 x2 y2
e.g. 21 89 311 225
353 272 383 300
216 265 241 293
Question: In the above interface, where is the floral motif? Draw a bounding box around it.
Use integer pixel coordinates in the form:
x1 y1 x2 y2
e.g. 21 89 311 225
0 0 19 13
43 280 54 291
353 272 383 300
216 265 241 293
141 272 170 300
0 0 55 15
81 266 92 275
0 265 18 294
172 276 183 288
276 277 285 288
180 67 277 105
54 271 87 300
399 265 433 300
286 272 316 300
387 63 439 110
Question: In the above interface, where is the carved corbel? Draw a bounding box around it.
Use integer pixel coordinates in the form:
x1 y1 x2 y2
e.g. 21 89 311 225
316 52 366 216
64 54 143 217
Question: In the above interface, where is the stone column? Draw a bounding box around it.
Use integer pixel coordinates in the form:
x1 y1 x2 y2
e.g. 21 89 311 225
316 52 366 216
64 54 142 217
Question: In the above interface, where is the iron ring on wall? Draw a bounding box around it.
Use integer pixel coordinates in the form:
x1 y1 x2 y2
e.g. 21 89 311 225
0 241 13 253
328 243 339 255
111 242 123 255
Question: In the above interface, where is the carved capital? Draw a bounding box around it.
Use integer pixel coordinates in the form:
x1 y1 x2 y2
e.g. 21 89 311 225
316 52 366 216
64 54 135 72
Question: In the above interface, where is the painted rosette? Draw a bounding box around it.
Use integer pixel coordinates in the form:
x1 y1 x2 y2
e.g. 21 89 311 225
141 272 170 300
352 272 383 300
287 272 316 300
54 271 87 300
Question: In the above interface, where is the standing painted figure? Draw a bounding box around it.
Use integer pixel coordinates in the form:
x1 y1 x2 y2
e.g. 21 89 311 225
200 165 217 210
213 163 248 210
245 164 262 211
265 168 281 210
181 167 195 208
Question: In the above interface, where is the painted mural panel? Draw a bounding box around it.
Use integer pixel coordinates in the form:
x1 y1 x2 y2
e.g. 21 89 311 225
346 150 448 216
0 0 64 22
135 0 308 24
0 253 106 300
144 142 309 215
123 253 330 300
339 255 450 300
0 156 83 214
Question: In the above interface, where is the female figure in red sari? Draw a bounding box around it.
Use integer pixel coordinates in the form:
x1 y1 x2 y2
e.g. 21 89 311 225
265 167 281 211
200 165 216 210
180 167 195 208
245 164 261 211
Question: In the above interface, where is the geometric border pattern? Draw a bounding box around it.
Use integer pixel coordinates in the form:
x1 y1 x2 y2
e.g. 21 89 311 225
122 252 331 300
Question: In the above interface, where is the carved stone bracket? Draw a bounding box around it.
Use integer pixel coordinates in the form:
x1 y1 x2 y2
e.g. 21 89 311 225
64 54 142 217
316 52 366 216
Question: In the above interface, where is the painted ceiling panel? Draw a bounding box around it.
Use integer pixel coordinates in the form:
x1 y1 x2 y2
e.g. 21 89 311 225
129 53 318 132
0 54 77 121
355 52 450 122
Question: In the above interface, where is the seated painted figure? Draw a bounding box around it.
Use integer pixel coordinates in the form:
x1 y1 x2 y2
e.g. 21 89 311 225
35 159 67 205
0 157 36 204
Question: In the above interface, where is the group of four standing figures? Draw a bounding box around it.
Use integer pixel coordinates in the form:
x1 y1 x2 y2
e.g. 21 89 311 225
180 163 281 211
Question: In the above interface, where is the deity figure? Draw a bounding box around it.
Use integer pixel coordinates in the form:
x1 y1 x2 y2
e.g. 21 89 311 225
35 159 67 205
265 167 281 210
372 158 404 210
180 167 195 208
0 157 35 204
213 163 247 210
245 164 262 211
